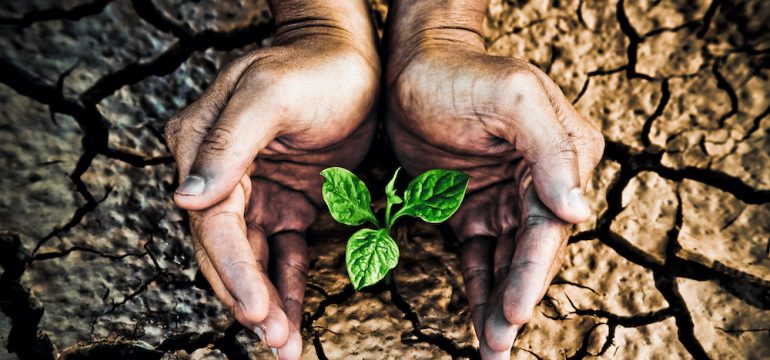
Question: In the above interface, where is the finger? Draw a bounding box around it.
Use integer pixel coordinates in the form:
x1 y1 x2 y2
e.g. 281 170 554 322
460 236 495 340
462 237 514 360
506 184 569 303
189 176 272 330
528 65 605 189
268 231 309 328
191 238 236 314
276 322 303 360
493 231 515 283
481 229 518 359
483 239 565 354
540 239 568 301
479 342 513 360
253 296 291 350
247 226 291 350
503 186 568 322
501 71 590 223
174 80 283 211
482 286 520 354
164 56 257 183
555 118 603 190
192 240 298 355
484 186 569 352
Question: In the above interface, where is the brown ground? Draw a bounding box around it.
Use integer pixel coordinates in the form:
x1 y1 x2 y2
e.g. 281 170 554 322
1 0 769 359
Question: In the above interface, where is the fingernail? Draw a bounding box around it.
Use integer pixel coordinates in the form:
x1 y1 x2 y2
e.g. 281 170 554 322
176 175 205 196
254 326 268 343
271 347 279 358
567 188 590 218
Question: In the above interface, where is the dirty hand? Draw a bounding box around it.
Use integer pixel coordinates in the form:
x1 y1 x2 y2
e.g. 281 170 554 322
163 1 378 358
385 1 604 358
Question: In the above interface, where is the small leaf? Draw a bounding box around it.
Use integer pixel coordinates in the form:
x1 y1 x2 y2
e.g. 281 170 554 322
385 167 403 205
320 167 378 227
395 169 470 223
346 229 399 290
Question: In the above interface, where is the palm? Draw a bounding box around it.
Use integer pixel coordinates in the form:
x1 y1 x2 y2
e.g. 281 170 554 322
386 49 550 242
166 39 378 358
243 122 375 235
387 48 598 358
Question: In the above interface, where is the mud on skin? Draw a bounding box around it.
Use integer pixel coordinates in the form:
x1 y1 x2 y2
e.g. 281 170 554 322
1 0 769 359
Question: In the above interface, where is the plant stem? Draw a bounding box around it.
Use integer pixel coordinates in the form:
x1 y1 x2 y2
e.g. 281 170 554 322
385 201 393 231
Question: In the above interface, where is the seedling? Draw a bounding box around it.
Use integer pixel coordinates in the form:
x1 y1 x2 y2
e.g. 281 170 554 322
320 167 470 290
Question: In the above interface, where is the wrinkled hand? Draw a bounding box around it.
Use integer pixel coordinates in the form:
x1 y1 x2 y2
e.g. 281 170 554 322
386 39 603 358
164 33 378 358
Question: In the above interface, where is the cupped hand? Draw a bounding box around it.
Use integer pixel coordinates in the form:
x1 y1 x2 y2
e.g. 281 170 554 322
386 39 603 358
164 34 378 359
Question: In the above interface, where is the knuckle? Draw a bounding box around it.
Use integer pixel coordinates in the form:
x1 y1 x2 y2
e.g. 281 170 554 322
552 133 577 155
233 299 268 326
197 91 228 117
199 126 233 156
189 118 211 138
282 296 303 311
503 67 541 94
221 259 256 276
191 210 243 240
571 121 604 166
277 252 309 275
163 116 182 148
502 298 534 325
200 209 242 228
509 259 540 273
462 267 491 284
545 133 579 162
507 61 539 81
524 61 546 76
525 213 559 228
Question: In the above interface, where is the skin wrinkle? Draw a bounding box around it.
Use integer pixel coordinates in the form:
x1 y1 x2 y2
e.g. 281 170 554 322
199 126 233 155
411 25 485 45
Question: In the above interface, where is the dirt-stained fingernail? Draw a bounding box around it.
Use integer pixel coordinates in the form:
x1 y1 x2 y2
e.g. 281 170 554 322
176 175 205 196
271 347 279 358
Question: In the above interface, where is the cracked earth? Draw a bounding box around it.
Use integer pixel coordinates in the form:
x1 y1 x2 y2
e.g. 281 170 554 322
0 0 768 359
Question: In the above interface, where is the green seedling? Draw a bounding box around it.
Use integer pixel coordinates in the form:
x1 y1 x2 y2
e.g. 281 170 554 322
320 167 470 290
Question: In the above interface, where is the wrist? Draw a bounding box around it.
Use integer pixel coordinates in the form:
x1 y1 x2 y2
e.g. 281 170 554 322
270 0 377 59
385 0 487 77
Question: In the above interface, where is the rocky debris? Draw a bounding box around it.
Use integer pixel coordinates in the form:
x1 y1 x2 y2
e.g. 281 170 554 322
1 0 769 359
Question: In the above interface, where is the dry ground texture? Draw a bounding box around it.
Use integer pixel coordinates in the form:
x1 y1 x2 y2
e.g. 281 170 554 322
1 0 769 359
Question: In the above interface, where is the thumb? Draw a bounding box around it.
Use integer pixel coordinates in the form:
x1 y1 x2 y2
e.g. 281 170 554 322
174 88 281 210
504 74 590 224
525 131 590 224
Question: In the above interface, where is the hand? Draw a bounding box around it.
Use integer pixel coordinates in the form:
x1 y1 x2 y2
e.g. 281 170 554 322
385 6 604 357
164 5 379 357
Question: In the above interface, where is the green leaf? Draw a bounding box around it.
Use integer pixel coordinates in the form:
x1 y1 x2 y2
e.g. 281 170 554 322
385 167 403 205
320 167 378 227
393 169 470 223
346 229 399 290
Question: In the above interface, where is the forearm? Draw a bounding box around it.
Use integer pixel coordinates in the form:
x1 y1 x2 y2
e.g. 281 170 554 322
385 0 487 62
269 0 377 55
